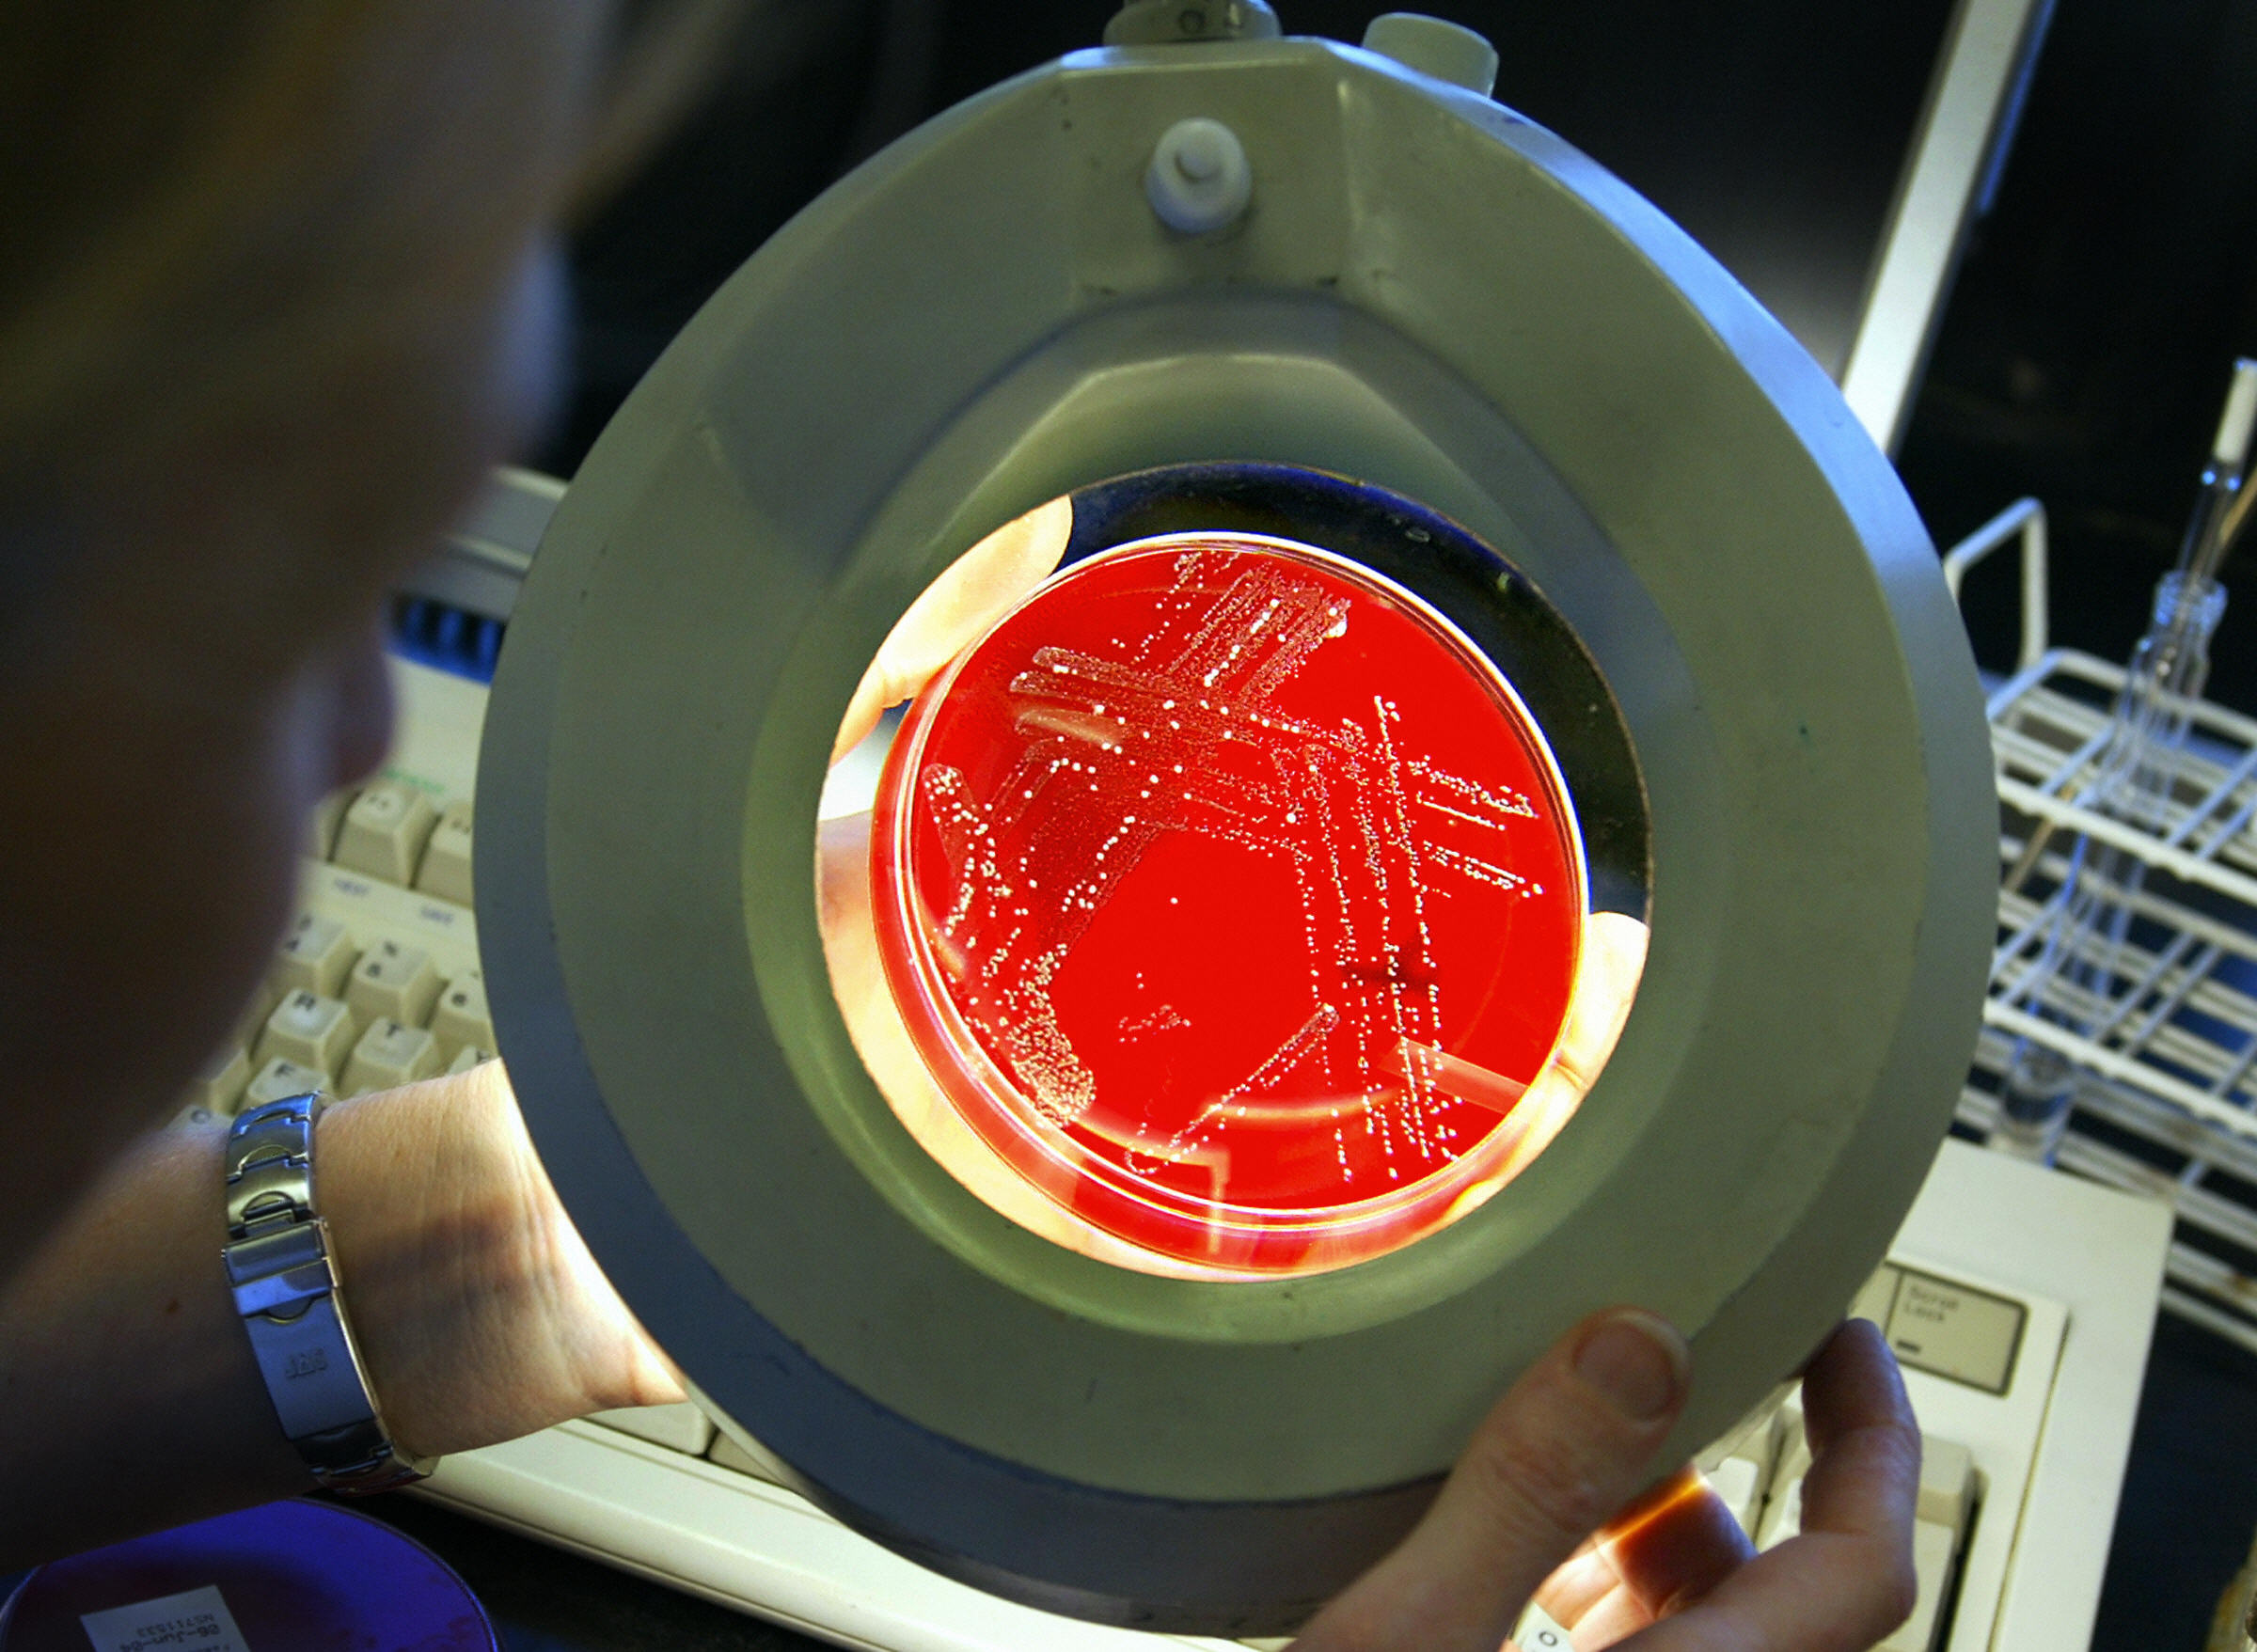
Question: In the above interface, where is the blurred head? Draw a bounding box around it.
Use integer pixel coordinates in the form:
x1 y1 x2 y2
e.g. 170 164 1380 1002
0 0 607 1267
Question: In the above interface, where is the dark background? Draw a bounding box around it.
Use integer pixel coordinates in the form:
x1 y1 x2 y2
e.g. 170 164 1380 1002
523 3 2257 1646
545 0 2257 711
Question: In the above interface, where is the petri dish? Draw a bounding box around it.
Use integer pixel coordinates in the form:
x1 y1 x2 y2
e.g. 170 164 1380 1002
0 1499 497 1651
869 531 1588 1274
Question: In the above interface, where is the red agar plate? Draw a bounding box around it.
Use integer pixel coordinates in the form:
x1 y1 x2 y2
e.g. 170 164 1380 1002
871 533 1586 1273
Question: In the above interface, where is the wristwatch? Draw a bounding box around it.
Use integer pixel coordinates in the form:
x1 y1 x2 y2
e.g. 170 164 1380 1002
222 1092 434 1493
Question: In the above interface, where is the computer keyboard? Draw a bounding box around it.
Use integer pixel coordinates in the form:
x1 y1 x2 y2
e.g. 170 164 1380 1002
168 470 2168 1652
1696 1256 2059 1652
176 655 493 1124
1506 1243 2059 1652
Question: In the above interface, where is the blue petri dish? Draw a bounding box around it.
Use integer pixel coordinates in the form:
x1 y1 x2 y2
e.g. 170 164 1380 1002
0 1498 497 1651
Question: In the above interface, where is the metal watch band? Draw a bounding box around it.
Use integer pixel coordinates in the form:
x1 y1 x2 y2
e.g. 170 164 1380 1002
223 1092 434 1494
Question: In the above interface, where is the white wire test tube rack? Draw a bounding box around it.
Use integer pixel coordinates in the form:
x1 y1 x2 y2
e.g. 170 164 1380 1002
1949 498 2257 1353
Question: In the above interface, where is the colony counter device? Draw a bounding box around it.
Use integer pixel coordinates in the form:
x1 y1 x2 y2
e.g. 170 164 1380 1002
476 5 1997 1635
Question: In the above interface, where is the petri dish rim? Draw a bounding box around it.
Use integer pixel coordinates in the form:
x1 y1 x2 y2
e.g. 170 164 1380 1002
867 527 1594 1275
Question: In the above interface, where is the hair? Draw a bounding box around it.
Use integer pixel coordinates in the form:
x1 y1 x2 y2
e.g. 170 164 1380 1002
0 0 752 644
6 5 612 493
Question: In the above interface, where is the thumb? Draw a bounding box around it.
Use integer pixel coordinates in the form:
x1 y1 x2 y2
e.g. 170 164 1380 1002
830 496 1074 761
1295 1309 1691 1652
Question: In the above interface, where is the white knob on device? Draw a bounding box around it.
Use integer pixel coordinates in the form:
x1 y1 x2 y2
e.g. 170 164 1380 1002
1362 13 1500 97
1145 117 1253 234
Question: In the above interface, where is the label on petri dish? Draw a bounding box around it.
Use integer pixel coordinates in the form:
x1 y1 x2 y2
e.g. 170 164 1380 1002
872 533 1586 1271
79 1586 248 1652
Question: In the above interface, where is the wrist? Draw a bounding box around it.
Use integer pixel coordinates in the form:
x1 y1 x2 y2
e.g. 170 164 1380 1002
223 1093 433 1490
315 1062 681 1458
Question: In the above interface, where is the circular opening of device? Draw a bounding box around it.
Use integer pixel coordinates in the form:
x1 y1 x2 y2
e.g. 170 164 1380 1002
818 467 1649 1278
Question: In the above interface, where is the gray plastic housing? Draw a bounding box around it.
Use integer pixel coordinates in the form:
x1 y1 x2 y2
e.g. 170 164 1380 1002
475 32 1996 1637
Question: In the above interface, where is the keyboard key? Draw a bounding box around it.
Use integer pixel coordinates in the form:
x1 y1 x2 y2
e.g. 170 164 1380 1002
1755 1471 1804 1550
345 938 443 1029
1508 1603 1572 1651
1878 1518 1958 1652
1851 1263 1903 1327
431 970 494 1060
1753 1403 1812 1549
1917 1435 1974 1536
186 1045 252 1115
589 1403 715 1455
1702 1454 1764 1537
341 1018 441 1095
333 781 438 886
1884 1268 2027 1394
245 1055 330 1109
707 1429 796 1488
1774 1403 1811 1487
257 990 356 1075
1700 1397 1783 1539
446 1045 494 1076
306 788 355 860
275 912 357 999
230 978 281 1050
416 800 475 906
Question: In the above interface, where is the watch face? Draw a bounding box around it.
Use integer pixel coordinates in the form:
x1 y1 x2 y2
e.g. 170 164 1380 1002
869 532 1587 1274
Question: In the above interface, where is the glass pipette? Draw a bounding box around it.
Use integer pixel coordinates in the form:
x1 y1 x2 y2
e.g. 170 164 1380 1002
1993 358 2257 1160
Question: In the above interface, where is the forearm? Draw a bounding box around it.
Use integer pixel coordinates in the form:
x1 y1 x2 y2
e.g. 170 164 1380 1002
314 1064 683 1461
0 1063 678 1566
0 1115 300 1564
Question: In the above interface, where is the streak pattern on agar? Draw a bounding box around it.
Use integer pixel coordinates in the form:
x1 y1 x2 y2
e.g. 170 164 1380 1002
872 535 1585 1270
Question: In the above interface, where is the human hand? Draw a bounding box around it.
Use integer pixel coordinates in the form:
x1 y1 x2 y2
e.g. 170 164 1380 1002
822 497 1161 1259
1294 1316 1919 1651
319 1060 685 1457
0 1060 685 1565
309 504 1081 1452
831 496 1075 761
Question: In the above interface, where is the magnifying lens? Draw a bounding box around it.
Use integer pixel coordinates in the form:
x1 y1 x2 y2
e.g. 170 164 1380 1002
477 6 1995 1634
829 463 1645 1282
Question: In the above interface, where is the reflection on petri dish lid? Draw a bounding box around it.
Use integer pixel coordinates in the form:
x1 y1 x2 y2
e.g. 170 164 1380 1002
870 531 1588 1274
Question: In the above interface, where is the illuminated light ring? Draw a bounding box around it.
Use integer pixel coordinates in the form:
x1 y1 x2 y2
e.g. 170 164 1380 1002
872 532 1587 1273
